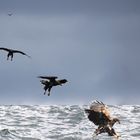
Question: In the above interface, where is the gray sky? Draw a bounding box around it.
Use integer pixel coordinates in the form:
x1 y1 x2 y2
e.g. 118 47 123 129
0 0 140 105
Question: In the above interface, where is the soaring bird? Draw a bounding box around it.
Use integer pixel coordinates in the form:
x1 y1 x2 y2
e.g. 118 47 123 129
38 76 68 96
85 100 120 138
0 47 31 61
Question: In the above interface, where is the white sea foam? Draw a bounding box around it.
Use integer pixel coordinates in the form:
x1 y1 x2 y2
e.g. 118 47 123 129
0 105 139 140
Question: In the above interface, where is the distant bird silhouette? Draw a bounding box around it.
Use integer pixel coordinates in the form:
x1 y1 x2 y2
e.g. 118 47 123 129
0 47 31 61
85 100 120 138
38 76 68 96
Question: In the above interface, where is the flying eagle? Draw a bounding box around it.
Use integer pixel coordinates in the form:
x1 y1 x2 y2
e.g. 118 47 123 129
0 47 31 61
38 76 68 96
85 100 120 138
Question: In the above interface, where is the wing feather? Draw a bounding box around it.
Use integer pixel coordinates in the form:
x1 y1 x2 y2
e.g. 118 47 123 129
38 76 58 81
0 48 31 58
85 101 111 126
0 47 11 52
90 101 110 116
12 50 31 58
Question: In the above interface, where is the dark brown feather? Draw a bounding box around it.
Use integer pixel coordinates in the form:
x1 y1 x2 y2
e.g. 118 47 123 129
0 47 11 52
38 76 58 81
85 101 111 126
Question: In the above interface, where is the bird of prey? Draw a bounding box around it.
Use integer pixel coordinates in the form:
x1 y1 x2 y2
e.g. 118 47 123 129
0 47 31 61
85 100 120 138
38 76 68 96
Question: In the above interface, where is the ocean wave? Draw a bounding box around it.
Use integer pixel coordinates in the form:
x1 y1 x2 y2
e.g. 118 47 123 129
0 105 139 140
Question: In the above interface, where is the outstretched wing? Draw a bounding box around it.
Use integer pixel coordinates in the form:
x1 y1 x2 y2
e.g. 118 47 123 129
12 50 31 58
90 100 110 116
85 109 105 125
0 47 10 52
38 76 58 81
85 100 111 126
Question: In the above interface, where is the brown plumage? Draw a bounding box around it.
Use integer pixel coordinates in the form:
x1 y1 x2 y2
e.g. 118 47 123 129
38 76 68 96
0 47 31 61
85 100 120 138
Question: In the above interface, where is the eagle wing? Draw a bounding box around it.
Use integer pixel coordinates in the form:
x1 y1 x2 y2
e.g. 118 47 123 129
38 76 58 82
90 101 110 116
0 47 11 52
85 100 111 126
12 50 31 58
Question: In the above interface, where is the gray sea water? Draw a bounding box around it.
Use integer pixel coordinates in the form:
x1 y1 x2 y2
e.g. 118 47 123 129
0 105 139 140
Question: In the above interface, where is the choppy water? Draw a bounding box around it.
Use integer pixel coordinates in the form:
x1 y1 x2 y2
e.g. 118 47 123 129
0 105 139 140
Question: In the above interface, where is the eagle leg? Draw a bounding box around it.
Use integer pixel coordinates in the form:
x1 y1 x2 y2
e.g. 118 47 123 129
7 55 9 60
48 92 50 96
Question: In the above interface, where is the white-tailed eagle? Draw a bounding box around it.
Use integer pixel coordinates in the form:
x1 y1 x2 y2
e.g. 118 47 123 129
0 47 31 61
38 76 68 96
85 100 120 138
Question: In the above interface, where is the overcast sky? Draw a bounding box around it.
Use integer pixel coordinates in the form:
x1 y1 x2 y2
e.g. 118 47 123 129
0 0 140 105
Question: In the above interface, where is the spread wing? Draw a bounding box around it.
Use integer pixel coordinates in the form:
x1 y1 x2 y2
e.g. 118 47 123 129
38 76 58 82
12 50 31 58
90 101 110 116
85 100 111 126
0 47 10 52
85 109 107 125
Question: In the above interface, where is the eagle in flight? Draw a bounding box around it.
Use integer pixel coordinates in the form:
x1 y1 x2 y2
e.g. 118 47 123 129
85 100 120 138
0 47 31 61
38 76 68 96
